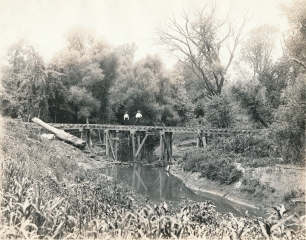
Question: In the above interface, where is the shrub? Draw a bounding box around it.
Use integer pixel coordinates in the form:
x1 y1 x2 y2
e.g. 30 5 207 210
181 150 243 184
213 130 274 158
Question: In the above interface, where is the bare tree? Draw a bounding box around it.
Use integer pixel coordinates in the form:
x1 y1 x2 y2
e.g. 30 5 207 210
156 3 251 98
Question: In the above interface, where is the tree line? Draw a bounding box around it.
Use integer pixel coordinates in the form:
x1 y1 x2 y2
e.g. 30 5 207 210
1 1 305 163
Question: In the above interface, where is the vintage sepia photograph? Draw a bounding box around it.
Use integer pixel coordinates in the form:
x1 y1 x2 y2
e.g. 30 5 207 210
0 0 305 239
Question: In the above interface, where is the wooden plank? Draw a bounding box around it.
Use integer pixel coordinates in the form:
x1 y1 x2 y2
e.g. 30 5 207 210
30 122 263 135
135 133 148 158
107 131 116 160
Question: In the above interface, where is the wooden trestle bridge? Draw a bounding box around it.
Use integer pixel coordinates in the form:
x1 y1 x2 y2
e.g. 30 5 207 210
28 122 262 162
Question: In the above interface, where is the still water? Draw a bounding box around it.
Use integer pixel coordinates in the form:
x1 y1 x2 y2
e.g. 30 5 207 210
101 165 265 217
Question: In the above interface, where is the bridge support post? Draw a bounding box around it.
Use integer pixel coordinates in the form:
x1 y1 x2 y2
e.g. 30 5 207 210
79 128 84 140
105 130 109 157
137 134 141 160
86 129 92 148
160 131 165 160
197 129 203 149
114 130 119 160
161 132 173 162
131 130 136 160
202 133 207 148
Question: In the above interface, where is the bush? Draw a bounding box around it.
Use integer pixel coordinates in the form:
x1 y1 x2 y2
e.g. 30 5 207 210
181 150 243 184
211 129 274 158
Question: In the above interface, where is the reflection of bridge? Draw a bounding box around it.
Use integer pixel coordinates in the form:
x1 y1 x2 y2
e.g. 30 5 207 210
103 165 264 217
103 165 191 201
28 123 262 161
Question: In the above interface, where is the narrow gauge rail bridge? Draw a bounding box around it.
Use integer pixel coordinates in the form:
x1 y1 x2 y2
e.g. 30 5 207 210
28 122 262 162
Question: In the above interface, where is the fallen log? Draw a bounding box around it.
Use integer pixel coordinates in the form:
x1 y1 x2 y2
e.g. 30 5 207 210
32 117 86 148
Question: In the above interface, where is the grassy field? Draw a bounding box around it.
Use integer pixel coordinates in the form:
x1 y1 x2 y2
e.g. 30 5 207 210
0 117 305 239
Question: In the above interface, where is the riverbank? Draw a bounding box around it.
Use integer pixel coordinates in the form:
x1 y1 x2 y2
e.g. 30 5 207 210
169 143 306 216
76 139 306 215
169 164 260 209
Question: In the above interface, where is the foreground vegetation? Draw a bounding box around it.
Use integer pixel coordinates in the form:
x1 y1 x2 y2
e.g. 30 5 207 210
1 118 306 239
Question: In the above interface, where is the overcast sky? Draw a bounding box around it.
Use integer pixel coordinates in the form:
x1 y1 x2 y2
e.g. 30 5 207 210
0 0 290 68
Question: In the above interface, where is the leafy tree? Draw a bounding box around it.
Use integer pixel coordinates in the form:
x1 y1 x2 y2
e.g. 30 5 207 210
269 0 306 163
68 86 100 122
202 94 235 128
272 74 306 163
169 68 194 124
45 70 70 123
109 54 179 125
238 24 278 78
281 0 306 70
49 31 107 123
231 81 269 128
1 39 48 121
65 26 95 55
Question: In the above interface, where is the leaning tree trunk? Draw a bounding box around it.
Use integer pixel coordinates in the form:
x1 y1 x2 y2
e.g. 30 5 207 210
32 117 86 148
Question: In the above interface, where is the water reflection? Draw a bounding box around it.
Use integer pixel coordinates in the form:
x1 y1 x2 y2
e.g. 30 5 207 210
102 165 264 217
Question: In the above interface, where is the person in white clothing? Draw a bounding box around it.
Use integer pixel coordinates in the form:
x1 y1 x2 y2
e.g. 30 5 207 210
124 111 129 125
135 110 142 125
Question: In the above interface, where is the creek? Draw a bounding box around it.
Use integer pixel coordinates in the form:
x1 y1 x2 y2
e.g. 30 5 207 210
101 164 265 218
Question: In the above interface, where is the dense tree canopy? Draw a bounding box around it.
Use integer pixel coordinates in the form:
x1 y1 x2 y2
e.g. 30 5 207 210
1 2 305 163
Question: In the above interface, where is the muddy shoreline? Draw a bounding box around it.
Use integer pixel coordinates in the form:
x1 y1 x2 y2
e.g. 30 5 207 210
169 164 260 209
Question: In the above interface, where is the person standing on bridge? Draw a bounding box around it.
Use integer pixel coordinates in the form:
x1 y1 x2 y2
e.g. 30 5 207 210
134 110 142 125
124 111 129 125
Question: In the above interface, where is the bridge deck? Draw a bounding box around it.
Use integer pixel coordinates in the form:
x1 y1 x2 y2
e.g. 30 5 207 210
26 123 261 135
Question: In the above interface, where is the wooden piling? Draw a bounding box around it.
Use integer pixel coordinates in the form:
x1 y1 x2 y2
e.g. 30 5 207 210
105 130 109 157
169 132 173 161
202 133 207 149
131 131 136 159
162 132 172 161
114 130 119 160
160 131 164 160
137 134 141 160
